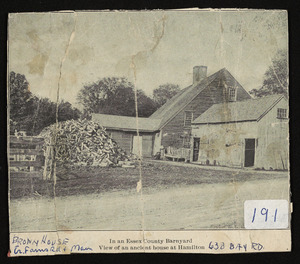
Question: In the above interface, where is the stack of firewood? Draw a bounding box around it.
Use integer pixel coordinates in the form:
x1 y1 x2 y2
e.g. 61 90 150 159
39 119 135 167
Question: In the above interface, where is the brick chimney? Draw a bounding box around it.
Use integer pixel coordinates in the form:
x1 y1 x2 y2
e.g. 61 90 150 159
193 66 207 85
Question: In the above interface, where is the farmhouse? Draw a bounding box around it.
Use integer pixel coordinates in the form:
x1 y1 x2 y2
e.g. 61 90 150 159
191 95 289 170
92 66 252 159
92 113 160 157
149 66 252 155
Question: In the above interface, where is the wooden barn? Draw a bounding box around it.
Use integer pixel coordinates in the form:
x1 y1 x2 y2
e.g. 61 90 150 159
191 95 289 170
149 66 252 157
92 114 161 158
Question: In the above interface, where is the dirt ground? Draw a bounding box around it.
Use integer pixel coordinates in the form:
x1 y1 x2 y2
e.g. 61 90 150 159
10 160 288 198
9 161 289 231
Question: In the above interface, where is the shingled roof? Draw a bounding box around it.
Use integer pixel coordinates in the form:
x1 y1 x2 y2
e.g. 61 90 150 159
192 94 285 124
92 113 161 132
149 68 247 128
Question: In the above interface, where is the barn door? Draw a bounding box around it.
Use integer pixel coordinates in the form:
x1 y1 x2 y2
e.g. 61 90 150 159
193 137 200 162
244 138 255 167
142 135 153 158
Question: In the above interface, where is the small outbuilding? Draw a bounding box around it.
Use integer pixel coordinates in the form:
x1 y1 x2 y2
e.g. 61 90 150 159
92 114 161 158
191 95 289 170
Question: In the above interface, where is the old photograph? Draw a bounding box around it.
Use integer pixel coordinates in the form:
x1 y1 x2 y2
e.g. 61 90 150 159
8 10 290 255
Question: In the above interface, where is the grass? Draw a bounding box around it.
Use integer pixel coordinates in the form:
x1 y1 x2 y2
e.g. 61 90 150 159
10 160 288 199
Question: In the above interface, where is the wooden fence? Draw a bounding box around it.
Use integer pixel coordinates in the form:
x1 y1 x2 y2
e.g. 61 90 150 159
9 136 45 179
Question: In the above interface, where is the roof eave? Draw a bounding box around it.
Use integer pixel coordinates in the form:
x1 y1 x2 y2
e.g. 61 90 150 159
192 119 258 125
105 127 159 133
257 95 285 122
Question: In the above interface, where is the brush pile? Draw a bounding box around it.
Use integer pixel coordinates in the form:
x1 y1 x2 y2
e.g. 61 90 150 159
39 119 136 167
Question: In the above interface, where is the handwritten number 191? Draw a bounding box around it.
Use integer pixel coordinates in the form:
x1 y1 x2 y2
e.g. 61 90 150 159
252 208 278 223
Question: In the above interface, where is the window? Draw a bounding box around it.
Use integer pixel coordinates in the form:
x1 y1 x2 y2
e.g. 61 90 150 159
228 88 236 101
277 108 287 119
184 111 194 127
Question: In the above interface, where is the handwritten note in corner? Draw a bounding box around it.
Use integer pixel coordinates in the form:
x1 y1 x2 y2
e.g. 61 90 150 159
244 200 289 229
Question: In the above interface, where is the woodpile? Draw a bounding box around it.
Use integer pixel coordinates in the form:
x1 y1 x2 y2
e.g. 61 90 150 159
39 119 136 167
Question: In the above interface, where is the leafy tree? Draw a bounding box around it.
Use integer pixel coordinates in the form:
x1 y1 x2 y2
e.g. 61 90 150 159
31 99 81 134
9 71 81 135
77 77 135 116
77 77 157 117
153 83 181 107
136 90 157 117
9 72 36 133
31 98 56 134
80 109 92 120
250 50 288 97
58 100 81 122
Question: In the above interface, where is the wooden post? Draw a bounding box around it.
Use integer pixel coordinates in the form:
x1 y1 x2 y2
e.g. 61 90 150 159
43 146 50 180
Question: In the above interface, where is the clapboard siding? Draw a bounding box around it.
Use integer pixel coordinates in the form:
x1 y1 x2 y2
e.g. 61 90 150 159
160 71 251 148
161 85 217 148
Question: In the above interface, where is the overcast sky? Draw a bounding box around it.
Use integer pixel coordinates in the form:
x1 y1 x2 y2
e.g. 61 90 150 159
8 10 288 107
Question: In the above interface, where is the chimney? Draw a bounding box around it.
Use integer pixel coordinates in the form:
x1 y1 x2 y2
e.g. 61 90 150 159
193 66 207 85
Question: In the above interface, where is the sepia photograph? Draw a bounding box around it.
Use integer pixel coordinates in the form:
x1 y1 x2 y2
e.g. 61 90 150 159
7 9 290 254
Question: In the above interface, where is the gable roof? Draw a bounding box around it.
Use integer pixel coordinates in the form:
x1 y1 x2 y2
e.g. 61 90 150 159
192 94 285 124
92 113 161 132
149 68 250 129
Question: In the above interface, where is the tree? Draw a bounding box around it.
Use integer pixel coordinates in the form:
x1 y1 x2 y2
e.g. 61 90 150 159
77 77 135 116
136 90 157 117
9 72 37 133
153 83 181 107
31 98 56 134
9 71 81 135
31 98 81 135
77 77 158 117
250 50 288 97
58 100 81 122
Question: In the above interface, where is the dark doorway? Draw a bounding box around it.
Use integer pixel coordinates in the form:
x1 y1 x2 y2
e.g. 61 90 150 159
193 137 200 162
244 138 255 167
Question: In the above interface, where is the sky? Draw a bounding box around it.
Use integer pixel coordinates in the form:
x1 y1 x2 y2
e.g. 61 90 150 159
8 10 288 108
